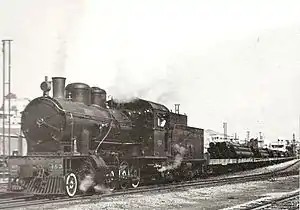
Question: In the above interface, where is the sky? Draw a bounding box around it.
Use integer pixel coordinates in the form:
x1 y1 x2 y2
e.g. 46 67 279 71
0 0 299 142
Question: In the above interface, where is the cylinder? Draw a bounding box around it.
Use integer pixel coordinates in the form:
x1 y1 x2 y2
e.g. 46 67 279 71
52 77 66 99
91 87 107 108
65 83 91 105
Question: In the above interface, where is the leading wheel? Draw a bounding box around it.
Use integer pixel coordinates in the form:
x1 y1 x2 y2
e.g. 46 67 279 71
65 172 78 197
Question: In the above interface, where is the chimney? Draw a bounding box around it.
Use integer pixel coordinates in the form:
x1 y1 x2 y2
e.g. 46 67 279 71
52 77 66 99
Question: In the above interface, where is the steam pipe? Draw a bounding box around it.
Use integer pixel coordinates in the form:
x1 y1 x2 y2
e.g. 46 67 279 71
52 77 66 99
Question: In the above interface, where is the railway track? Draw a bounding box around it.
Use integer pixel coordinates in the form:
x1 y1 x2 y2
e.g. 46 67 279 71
253 194 299 210
0 160 299 209
222 189 299 210
264 194 299 210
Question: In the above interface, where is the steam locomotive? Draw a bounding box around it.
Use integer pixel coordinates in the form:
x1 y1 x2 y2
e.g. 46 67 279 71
6 76 295 197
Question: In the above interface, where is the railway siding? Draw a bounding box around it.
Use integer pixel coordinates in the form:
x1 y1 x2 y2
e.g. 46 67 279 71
221 189 299 210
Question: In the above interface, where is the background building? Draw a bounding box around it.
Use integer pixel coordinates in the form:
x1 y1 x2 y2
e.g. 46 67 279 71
0 94 29 156
204 129 239 153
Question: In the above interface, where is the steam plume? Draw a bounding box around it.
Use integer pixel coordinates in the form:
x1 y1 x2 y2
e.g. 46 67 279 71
79 174 95 192
54 36 68 76
63 1 300 141
94 184 112 194
52 3 83 76
158 144 187 172
79 173 111 194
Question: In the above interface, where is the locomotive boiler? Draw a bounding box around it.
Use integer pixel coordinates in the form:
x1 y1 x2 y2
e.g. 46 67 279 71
22 77 115 154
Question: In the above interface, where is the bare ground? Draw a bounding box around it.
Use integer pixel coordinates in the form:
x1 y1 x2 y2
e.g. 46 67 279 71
13 159 300 210
29 174 299 210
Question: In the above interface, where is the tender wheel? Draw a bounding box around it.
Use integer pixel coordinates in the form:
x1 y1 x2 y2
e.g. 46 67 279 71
65 172 78 197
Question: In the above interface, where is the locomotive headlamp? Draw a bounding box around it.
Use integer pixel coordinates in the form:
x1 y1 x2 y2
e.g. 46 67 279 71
40 81 51 92
40 76 51 96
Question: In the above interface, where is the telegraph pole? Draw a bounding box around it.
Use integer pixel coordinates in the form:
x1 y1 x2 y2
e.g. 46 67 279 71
8 40 11 156
2 40 12 186
2 41 5 157
2 40 12 157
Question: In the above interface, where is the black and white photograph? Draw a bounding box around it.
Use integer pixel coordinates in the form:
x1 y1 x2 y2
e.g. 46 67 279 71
0 0 299 209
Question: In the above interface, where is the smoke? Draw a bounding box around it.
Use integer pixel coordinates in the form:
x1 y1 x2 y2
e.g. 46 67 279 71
108 68 182 104
63 1 300 141
94 184 112 194
79 174 94 192
52 3 84 76
158 144 187 172
53 36 68 76
64 1 195 105
108 96 139 104
79 173 111 194
105 58 184 103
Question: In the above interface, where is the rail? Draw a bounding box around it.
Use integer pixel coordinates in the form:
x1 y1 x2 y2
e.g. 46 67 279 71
222 189 299 210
